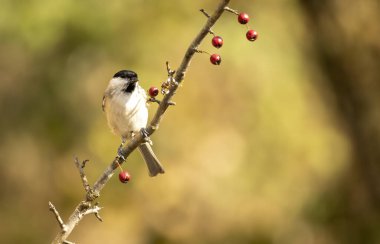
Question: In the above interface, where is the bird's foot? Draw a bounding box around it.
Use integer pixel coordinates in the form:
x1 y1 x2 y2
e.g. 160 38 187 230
140 128 153 145
116 141 126 161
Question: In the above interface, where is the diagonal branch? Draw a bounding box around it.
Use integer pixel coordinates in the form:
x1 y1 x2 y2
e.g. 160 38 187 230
92 0 231 196
51 0 231 243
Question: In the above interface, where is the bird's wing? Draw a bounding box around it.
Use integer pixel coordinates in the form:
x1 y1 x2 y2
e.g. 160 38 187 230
102 95 106 112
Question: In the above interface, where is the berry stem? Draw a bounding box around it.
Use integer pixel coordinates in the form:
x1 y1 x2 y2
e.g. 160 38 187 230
224 6 239 15
193 48 210 55
116 162 123 172
148 97 161 104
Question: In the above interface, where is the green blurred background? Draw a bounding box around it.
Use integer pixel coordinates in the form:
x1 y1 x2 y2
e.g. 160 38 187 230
1 0 380 243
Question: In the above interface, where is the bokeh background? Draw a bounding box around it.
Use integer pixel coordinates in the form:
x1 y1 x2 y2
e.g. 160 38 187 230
1 0 380 243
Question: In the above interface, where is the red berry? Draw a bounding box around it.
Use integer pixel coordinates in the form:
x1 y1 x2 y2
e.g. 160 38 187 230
148 86 159 97
210 54 222 65
119 171 131 183
212 36 223 48
238 13 250 24
246 30 258 41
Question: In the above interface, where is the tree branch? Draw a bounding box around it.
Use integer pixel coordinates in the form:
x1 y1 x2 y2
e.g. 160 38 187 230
93 0 230 197
51 0 230 242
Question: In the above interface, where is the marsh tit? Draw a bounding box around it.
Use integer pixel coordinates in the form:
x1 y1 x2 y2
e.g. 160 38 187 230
102 70 165 177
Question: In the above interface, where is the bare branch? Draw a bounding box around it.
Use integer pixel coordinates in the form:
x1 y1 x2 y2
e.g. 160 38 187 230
49 202 68 232
51 0 231 242
52 201 103 243
93 0 231 204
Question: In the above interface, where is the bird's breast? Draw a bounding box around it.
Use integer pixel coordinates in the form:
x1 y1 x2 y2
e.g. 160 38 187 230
105 88 148 138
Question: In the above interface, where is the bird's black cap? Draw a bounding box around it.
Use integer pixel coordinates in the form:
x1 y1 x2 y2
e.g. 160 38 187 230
113 70 138 80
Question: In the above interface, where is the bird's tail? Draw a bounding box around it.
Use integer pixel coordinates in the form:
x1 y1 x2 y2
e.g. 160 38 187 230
138 143 165 177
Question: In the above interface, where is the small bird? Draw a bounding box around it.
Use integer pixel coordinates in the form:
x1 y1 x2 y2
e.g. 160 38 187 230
102 70 164 177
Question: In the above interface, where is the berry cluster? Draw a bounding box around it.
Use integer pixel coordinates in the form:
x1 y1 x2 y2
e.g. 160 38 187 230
205 9 258 65
120 9 259 183
237 12 258 41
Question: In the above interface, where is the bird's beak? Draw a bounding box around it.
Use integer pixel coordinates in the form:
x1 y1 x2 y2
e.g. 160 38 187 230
130 77 138 83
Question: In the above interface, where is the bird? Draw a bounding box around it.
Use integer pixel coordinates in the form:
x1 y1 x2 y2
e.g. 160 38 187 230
102 70 164 177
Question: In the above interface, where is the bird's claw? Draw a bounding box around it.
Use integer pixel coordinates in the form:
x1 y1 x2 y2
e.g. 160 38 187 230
140 128 153 145
116 152 126 162
117 142 126 161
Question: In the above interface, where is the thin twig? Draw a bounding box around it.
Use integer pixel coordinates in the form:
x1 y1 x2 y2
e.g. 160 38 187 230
224 6 239 15
83 205 103 221
200 9 211 18
148 97 176 105
193 48 210 55
199 10 216 35
74 157 91 194
166 61 175 76
49 202 68 232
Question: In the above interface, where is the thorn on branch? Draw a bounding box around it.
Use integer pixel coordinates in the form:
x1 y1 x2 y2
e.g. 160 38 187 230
166 61 175 76
200 10 217 36
94 203 103 222
224 6 239 15
95 211 103 222
193 48 210 55
81 159 89 168
199 9 217 35
200 9 211 18
83 204 103 221
49 201 68 232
